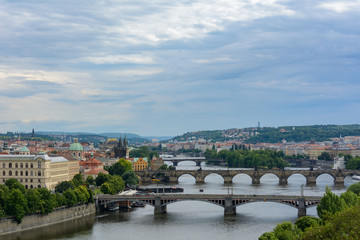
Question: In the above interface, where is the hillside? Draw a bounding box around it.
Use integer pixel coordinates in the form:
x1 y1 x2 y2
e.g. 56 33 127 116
171 124 360 143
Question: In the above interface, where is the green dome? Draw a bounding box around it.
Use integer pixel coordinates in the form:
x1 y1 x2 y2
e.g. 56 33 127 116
69 142 83 151
19 146 30 152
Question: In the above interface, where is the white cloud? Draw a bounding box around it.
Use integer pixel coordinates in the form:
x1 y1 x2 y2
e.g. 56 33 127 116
318 0 360 13
107 68 163 77
77 54 155 64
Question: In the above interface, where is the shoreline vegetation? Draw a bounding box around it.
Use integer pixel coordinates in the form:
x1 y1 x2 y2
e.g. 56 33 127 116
259 183 360 240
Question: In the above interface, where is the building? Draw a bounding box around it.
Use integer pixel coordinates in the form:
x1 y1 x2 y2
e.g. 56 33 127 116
0 153 79 190
69 138 84 160
150 157 164 171
127 157 148 171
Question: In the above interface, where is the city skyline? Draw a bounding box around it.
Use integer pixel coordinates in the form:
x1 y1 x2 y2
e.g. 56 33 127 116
0 0 359 136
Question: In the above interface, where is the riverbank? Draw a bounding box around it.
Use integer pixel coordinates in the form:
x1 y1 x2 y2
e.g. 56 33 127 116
0 203 96 236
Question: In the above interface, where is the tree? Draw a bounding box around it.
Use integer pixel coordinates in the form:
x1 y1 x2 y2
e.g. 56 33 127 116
63 188 77 207
317 187 346 220
317 152 331 161
159 164 168 170
36 188 55 214
347 182 360 195
25 189 41 214
72 173 84 187
302 205 360 240
5 178 25 194
259 222 301 240
55 181 75 193
294 216 322 232
4 189 28 223
96 172 110 186
121 171 139 186
100 182 115 195
108 158 132 176
340 191 359 207
85 176 95 186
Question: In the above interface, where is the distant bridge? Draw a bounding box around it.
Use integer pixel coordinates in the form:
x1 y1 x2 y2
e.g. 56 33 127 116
96 193 321 217
135 169 360 185
162 157 206 166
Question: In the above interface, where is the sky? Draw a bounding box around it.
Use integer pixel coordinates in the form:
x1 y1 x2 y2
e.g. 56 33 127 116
0 0 360 136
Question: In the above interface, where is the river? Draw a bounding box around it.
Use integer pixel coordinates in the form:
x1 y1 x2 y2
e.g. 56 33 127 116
3 162 355 240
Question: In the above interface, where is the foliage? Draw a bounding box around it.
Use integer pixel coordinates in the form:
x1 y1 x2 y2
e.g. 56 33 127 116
25 189 41 214
107 158 132 176
205 149 289 169
72 173 85 187
129 146 159 159
95 172 110 186
347 182 360 195
302 205 360 240
36 188 55 214
4 189 28 223
159 164 168 170
5 178 26 194
340 191 359 207
317 186 347 220
294 216 322 232
55 181 75 193
63 188 77 207
100 182 115 195
85 176 95 186
318 152 331 161
346 157 360 170
246 124 360 143
259 222 301 240
121 171 139 186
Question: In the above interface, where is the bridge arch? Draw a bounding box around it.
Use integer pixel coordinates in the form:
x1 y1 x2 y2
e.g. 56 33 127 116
232 173 253 184
177 173 196 184
287 173 307 184
315 173 335 185
204 173 225 183
259 173 281 184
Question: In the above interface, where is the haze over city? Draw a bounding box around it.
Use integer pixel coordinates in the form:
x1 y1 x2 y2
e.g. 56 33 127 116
0 0 359 136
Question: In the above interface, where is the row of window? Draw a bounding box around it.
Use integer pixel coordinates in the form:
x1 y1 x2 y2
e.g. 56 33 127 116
1 170 42 176
1 161 42 169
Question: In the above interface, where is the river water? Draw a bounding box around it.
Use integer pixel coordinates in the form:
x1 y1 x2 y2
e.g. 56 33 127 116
4 162 355 240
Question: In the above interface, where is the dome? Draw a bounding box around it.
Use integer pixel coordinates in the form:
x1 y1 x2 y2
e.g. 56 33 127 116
69 139 83 151
19 146 30 152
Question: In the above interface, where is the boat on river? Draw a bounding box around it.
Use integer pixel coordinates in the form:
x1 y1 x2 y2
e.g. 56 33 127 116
352 174 360 181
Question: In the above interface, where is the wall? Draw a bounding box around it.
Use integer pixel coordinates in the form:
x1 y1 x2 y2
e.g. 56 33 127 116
0 203 96 235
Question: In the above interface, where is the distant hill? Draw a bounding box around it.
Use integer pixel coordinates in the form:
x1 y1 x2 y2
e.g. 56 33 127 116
171 124 360 143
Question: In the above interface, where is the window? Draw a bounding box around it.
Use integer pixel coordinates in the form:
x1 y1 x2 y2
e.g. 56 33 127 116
20 171 23 176
38 161 41 168
38 185 41 188
9 163 12 168
25 171 28 176
25 179 28 182
38 171 41 176
2 171 5 176
26 163 28 168
20 179 23 183
9 170 12 176
15 171 18 176
30 185 33 189
2 163 5 168
38 179 41 183
31 163 33 168
20 163 23 168
30 171 33 176
15 163 18 168
30 179 33 183
25 185 28 189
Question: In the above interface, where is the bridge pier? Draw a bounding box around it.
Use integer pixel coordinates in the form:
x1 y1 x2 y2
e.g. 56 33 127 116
196 161 201 167
306 176 316 186
252 177 260 184
224 176 233 185
154 197 167 214
168 176 178 184
224 197 236 215
279 177 288 185
173 162 178 167
298 198 306 218
334 177 344 186
196 177 205 184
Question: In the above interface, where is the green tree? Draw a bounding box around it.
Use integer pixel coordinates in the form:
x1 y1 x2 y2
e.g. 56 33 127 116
25 189 42 214
294 216 322 232
5 178 25 194
95 172 110 186
100 182 115 194
0 185 9 208
63 188 77 207
55 181 75 193
159 164 168 170
85 175 95 186
54 192 66 207
302 205 360 240
259 232 277 240
108 158 132 176
272 222 301 240
317 152 331 161
108 175 125 193
317 187 347 220
121 171 139 186
340 191 359 207
36 188 55 214
72 173 84 187
347 182 360 195
4 189 28 223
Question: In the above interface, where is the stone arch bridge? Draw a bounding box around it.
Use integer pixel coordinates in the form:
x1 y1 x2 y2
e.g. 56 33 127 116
96 193 321 217
135 169 360 185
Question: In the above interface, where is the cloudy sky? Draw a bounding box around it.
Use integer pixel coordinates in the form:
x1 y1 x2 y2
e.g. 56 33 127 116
0 0 359 136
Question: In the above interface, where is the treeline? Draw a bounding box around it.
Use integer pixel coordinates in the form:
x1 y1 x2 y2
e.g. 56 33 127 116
0 174 93 223
173 130 227 143
205 148 289 169
259 184 360 239
246 124 360 143
129 146 159 159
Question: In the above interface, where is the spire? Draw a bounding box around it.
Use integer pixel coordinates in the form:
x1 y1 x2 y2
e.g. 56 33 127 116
118 135 123 148
123 133 127 148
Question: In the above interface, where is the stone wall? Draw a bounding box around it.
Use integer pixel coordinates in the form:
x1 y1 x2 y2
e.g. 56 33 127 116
0 203 96 235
